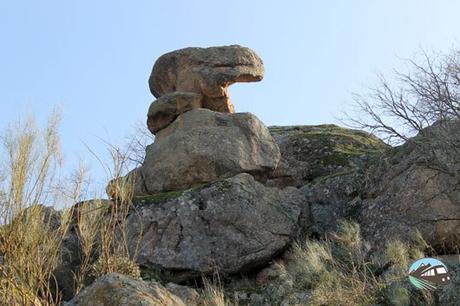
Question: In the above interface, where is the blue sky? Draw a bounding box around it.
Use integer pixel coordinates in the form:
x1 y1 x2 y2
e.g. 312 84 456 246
1 0 460 190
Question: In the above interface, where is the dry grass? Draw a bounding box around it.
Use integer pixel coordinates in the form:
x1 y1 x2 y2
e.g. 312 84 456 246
201 275 234 306
0 112 143 304
72 135 144 294
93 145 142 278
275 220 431 306
91 255 141 279
0 112 72 305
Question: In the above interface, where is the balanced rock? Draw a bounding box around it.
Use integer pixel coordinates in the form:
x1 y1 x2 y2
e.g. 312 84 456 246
111 108 280 196
125 173 303 278
147 91 202 134
148 45 264 113
65 273 187 306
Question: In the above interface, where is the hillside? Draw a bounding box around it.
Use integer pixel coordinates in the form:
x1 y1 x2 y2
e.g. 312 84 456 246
1 45 459 306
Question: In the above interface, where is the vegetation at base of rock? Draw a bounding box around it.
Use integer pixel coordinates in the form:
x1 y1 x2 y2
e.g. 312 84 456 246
216 221 433 306
0 113 77 305
133 190 187 204
140 269 164 282
201 276 232 306
0 113 145 305
92 256 141 279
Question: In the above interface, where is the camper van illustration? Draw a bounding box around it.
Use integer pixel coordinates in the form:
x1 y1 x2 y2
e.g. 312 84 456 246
408 258 450 290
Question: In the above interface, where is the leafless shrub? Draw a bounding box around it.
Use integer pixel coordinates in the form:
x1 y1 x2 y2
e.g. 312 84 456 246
345 49 460 179
123 119 154 168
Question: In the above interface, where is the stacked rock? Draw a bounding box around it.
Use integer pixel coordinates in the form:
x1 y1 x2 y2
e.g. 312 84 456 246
147 45 265 133
107 45 281 198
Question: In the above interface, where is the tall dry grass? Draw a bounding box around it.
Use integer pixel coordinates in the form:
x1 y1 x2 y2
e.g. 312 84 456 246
87 142 142 277
71 131 144 294
0 112 143 304
0 112 75 305
201 274 234 306
275 220 431 306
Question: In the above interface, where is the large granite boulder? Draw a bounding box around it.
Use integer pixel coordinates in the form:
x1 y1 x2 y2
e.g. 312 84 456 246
267 124 389 188
111 109 280 197
148 45 264 113
125 173 303 279
64 273 187 306
360 122 460 251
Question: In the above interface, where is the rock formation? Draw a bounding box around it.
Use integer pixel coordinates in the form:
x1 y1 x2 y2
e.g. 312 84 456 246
107 45 277 198
148 45 264 114
125 173 303 279
100 45 306 286
147 91 202 134
63 46 460 304
359 121 460 251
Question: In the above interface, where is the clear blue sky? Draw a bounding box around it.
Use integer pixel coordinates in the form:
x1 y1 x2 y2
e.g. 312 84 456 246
1 0 460 190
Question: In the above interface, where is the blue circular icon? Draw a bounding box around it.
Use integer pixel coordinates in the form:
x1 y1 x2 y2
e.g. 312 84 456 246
408 257 450 290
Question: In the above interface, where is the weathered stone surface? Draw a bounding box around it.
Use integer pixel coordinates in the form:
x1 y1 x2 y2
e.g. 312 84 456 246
106 167 147 199
360 123 460 251
439 263 460 304
65 273 186 306
267 125 389 188
125 173 303 278
148 45 264 113
118 109 280 196
300 172 363 238
165 283 200 306
147 91 202 134
53 228 84 301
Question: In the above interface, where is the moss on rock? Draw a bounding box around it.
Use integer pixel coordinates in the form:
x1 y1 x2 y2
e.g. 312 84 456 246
268 124 389 186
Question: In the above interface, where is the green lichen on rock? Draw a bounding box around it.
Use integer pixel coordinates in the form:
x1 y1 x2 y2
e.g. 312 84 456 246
291 125 388 163
269 124 389 185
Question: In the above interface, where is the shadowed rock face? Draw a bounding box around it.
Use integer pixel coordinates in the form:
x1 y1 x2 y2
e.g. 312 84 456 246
148 45 264 113
359 123 460 251
146 92 202 134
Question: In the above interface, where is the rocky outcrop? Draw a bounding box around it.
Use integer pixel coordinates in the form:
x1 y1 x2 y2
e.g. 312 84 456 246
267 124 389 188
148 45 264 113
165 283 200 306
65 273 188 306
300 172 363 238
107 45 275 198
125 173 303 279
360 123 460 251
